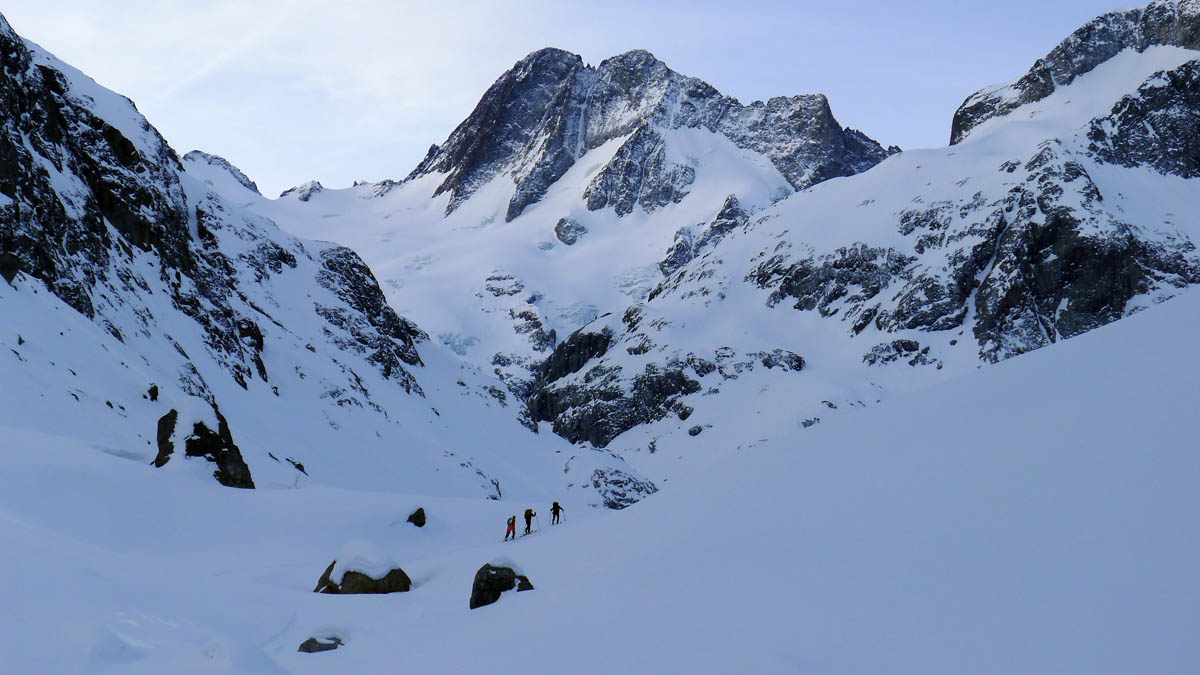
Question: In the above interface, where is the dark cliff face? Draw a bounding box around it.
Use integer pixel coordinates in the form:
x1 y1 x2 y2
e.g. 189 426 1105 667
658 194 749 277
407 48 585 217
951 0 1200 144
0 17 190 320
0 14 431 487
1087 59 1200 176
407 48 896 221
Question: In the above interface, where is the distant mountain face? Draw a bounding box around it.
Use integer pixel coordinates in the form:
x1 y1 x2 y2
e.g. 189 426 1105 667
251 2 1200 479
406 48 897 222
255 48 898 465
951 0 1200 144
5 2 1200 503
526 2 1200 458
0 14 649 505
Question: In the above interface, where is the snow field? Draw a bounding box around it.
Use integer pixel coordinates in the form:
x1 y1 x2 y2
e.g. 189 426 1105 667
3 288 1199 673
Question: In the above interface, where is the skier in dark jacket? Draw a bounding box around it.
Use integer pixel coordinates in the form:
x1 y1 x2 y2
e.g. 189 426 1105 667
551 501 564 525
504 515 516 541
523 508 535 535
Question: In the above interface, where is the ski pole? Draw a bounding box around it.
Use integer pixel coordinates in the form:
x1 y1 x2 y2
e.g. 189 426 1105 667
535 514 542 532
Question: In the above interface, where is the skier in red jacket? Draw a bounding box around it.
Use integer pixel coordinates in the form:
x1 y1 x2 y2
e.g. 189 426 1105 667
504 515 516 541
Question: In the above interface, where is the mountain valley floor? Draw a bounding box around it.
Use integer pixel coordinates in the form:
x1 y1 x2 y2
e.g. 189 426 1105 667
3 288 1198 673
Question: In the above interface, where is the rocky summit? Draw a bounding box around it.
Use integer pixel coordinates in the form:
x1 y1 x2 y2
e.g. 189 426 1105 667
407 47 897 221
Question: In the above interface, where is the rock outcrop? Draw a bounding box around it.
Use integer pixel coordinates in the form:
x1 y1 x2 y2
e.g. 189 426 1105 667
528 359 701 447
554 218 587 245
298 637 343 653
406 507 426 528
659 194 749 276
469 563 533 609
407 48 896 221
0 13 435 489
1086 58 1200 177
951 0 1200 143
313 560 412 594
588 467 659 509
152 407 254 489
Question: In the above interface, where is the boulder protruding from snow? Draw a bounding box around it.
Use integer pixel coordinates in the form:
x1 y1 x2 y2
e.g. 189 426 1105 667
0 252 21 284
151 407 254 489
298 636 343 653
469 563 534 609
406 507 426 528
554 218 587 245
313 558 412 594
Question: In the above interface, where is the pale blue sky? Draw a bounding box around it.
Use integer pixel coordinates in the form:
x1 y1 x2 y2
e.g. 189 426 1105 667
4 1 1123 197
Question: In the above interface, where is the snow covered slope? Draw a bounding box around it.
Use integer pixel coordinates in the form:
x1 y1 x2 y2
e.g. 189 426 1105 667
237 48 895 429
3 281 1198 674
228 3 1200 489
0 13 648 504
3 2 1200 671
521 19 1200 481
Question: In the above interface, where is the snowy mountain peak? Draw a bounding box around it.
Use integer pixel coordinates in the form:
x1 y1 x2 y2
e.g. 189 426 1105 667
951 0 1200 143
513 1 1200 459
182 150 261 195
279 179 325 201
598 48 665 67
405 46 896 222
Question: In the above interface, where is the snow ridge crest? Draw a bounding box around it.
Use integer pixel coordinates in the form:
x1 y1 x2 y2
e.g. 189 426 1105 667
951 0 1200 143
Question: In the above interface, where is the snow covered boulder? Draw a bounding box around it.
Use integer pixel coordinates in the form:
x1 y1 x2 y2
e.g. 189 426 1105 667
469 562 533 609
554 217 587 245
152 407 254 489
313 560 411 594
589 467 658 509
313 540 411 594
